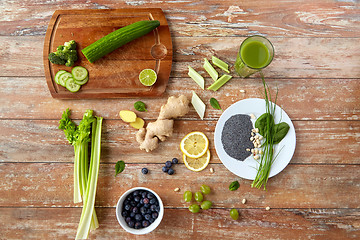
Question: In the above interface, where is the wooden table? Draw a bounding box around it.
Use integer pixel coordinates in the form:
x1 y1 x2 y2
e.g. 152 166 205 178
1 0 359 239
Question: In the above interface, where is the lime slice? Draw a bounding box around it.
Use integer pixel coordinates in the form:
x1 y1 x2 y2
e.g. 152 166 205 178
139 69 157 86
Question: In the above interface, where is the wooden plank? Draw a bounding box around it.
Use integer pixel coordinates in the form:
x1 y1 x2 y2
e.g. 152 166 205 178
1 36 360 79
0 207 359 240
0 120 359 165
1 163 359 208
0 0 359 37
0 76 359 120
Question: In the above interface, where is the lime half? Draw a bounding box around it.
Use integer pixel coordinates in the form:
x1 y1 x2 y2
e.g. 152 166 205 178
139 69 157 86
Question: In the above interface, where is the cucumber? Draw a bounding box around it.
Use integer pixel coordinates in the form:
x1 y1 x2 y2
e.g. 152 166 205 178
74 76 89 85
55 70 67 85
82 20 160 63
72 66 88 81
58 72 72 87
65 77 81 92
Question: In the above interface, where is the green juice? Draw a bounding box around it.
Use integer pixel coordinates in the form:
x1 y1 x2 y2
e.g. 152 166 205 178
240 41 270 68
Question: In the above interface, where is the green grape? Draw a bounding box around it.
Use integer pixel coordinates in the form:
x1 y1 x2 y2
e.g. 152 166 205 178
200 184 211 194
189 204 200 213
194 191 203 202
230 209 239 220
183 191 192 202
201 200 212 210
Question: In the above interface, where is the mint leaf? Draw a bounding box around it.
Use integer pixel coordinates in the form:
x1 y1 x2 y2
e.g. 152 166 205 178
115 161 125 177
210 98 221 110
229 181 240 191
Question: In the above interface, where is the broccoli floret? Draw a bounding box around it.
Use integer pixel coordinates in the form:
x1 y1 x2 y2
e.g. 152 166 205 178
48 40 78 66
48 52 66 65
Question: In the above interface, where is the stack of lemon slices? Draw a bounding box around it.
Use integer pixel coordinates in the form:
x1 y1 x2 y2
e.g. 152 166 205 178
180 131 210 172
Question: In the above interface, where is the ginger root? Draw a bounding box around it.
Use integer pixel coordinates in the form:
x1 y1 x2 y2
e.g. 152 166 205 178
136 95 190 152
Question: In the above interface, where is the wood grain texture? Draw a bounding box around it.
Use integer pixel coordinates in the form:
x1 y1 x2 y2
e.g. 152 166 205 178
2 36 360 78
0 120 359 165
0 0 359 37
1 163 359 208
0 207 359 240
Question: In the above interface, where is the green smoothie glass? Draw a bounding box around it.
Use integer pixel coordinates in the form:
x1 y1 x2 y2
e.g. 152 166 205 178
234 35 274 78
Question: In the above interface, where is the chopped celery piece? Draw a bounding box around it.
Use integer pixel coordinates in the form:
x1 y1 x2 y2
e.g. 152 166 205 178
207 74 232 91
188 66 204 89
212 56 230 73
203 58 218 81
191 91 206 120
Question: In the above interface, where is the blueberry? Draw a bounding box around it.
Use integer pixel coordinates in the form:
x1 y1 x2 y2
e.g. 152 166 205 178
167 168 175 175
162 166 169 173
144 214 151 220
146 209 152 214
140 206 146 215
156 206 160 212
143 198 149 204
150 204 157 212
141 168 149 174
124 204 131 211
165 161 172 168
172 158 179 164
130 201 136 207
152 212 158 219
149 217 155 223
135 196 141 203
134 222 142 229
130 212 135 218
133 190 140 196
128 221 135 228
147 192 154 199
122 211 128 217
135 214 143 221
150 198 156 205
132 207 139 213
140 198 144 205
144 203 150 208
141 192 147 198
125 217 131 223
142 220 150 228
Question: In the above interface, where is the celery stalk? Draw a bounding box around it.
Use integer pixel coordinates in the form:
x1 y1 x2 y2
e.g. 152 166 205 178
207 74 232 91
203 58 218 81
73 145 82 203
191 91 206 120
76 117 103 240
188 66 204 89
212 56 230 73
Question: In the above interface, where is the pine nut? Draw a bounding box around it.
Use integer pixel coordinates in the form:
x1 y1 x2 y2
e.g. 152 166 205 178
174 188 180 192
265 206 270 211
254 155 260 160
210 168 214 173
242 198 247 204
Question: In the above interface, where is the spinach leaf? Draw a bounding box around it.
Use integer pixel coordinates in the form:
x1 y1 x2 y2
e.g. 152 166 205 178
115 160 125 177
134 101 147 112
255 113 274 136
273 122 290 144
229 181 240 191
210 98 222 110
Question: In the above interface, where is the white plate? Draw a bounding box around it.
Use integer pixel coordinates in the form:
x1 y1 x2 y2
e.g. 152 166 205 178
214 98 296 180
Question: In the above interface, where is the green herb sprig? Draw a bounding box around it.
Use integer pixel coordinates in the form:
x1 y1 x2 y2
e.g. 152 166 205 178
115 160 125 176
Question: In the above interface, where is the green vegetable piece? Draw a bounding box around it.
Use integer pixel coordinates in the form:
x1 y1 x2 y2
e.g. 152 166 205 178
194 191 204 202
189 204 200 213
72 66 88 81
273 122 290 144
203 58 218 81
134 101 147 112
115 160 125 177
82 20 160 63
201 200 212 210
48 40 78 66
230 209 239 220
229 181 240 191
188 66 205 89
207 74 232 91
183 191 192 202
210 98 222 110
200 184 211 195
255 113 274 137
212 56 230 73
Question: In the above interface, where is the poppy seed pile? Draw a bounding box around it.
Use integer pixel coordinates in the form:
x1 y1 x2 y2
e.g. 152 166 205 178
221 114 253 161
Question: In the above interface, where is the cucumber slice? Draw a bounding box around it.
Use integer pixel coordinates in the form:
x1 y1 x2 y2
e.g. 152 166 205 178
55 70 67 85
74 76 89 85
58 72 72 87
65 77 81 92
72 66 88 81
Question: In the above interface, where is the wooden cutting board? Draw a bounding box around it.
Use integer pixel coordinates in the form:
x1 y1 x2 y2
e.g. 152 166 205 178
43 9 172 99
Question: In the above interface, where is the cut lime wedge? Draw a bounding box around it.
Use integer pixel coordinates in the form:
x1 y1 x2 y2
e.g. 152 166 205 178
139 69 157 86
212 56 230 73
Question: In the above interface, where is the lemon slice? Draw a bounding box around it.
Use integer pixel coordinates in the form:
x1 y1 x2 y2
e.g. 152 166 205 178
180 131 209 158
139 69 157 86
183 149 211 172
